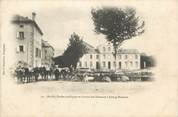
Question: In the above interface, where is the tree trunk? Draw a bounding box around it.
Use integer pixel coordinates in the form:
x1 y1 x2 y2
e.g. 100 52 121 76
69 66 73 73
113 45 118 72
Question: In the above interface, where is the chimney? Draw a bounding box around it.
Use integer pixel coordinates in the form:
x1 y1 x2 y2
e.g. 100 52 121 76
32 12 36 21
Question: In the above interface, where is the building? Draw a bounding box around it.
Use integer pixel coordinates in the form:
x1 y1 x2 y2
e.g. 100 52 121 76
12 13 44 67
41 40 55 67
77 42 141 71
77 42 100 70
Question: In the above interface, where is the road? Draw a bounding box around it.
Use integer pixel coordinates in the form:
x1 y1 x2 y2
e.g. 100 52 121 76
1 75 177 117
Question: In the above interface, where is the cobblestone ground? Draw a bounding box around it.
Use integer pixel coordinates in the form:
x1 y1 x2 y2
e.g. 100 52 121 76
1 75 177 117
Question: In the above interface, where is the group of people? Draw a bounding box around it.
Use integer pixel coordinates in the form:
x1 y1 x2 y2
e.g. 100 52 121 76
15 66 71 83
15 66 129 83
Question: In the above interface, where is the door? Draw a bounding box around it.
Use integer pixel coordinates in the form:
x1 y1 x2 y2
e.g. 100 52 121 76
108 61 111 69
119 62 121 69
96 62 100 69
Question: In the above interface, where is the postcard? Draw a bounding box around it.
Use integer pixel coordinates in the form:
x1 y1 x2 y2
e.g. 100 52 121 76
1 0 178 117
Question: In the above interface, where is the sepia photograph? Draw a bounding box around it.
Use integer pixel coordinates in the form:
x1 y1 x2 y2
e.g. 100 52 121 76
1 0 178 117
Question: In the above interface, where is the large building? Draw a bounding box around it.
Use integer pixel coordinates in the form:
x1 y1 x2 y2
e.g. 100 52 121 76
12 13 54 68
77 42 141 71
41 40 55 67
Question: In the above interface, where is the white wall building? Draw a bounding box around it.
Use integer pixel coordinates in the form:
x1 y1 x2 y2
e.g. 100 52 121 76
77 42 141 71
12 13 43 67
41 40 55 67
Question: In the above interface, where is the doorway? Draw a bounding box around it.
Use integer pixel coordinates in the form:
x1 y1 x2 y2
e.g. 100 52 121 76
119 62 121 69
96 62 100 69
108 61 111 69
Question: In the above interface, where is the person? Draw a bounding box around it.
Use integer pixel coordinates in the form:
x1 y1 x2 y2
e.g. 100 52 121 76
33 67 39 81
24 67 30 83
43 67 48 80
28 66 33 82
49 67 53 80
41 67 47 81
46 67 50 80
15 66 24 83
54 68 60 80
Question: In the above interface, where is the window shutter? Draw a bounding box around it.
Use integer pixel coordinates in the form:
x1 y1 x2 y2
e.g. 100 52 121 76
23 45 25 52
23 32 25 39
16 32 19 38
16 46 19 52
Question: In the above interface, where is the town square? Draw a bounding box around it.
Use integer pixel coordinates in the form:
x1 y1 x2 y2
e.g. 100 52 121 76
11 9 154 84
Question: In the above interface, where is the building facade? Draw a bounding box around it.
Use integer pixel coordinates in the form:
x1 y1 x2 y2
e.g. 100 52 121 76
41 40 55 67
77 42 141 71
12 13 53 68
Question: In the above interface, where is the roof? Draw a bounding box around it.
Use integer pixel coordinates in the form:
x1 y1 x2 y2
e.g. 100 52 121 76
96 41 112 48
42 40 54 51
117 49 139 54
82 41 99 54
82 41 94 49
12 15 43 35
82 41 139 54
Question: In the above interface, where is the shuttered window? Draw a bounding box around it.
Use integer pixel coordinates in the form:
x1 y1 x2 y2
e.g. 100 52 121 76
17 32 25 39
17 45 25 52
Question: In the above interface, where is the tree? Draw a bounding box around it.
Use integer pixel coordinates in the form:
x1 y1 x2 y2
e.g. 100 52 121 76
141 54 156 69
91 7 145 69
61 33 88 71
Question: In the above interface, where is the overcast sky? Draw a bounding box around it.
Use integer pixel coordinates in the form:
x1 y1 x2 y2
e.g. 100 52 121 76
2 1 148 51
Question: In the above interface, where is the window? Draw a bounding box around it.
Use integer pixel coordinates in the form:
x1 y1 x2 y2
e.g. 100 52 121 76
108 54 111 59
79 61 82 67
103 54 106 59
103 47 106 52
36 48 38 57
36 48 41 58
19 32 24 39
135 61 138 67
90 54 92 59
90 61 93 67
130 61 133 67
96 54 99 59
19 45 24 52
119 62 121 69
85 61 87 67
108 47 111 51
20 25 24 28
102 61 106 67
38 49 41 58
113 61 116 67
135 54 138 59
45 50 47 59
125 55 128 59
125 62 128 68
118 55 121 59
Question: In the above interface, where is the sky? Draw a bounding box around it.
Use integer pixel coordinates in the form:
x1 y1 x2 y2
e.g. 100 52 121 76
1 1 150 53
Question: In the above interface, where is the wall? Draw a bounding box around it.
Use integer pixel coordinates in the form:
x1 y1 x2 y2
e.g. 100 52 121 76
42 46 54 67
32 25 42 67
77 42 141 70
14 22 43 67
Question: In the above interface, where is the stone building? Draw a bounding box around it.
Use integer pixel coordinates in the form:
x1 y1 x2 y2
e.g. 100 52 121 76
41 40 55 67
12 13 43 67
77 42 141 71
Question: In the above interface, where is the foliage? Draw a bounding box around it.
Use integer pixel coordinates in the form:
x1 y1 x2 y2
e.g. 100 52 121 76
141 55 156 68
55 33 88 71
91 7 145 58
